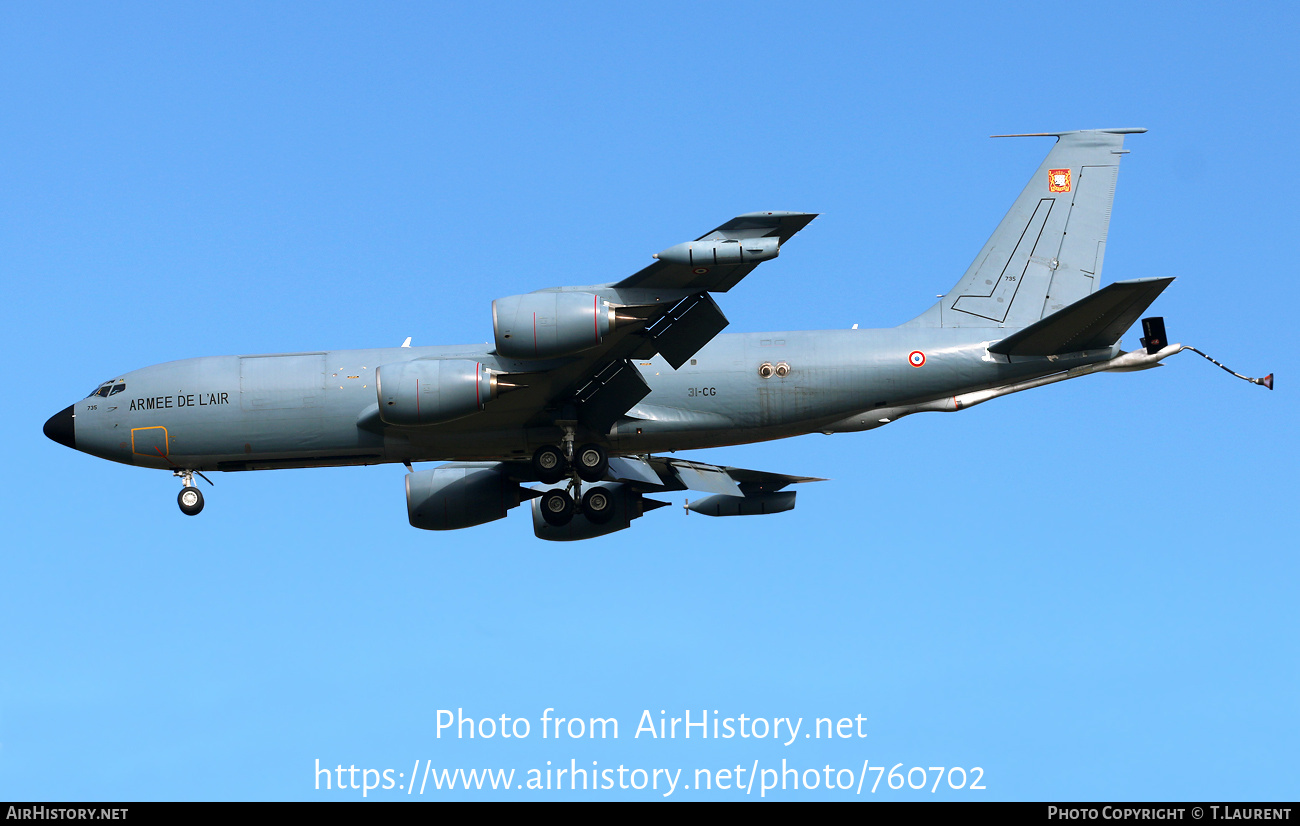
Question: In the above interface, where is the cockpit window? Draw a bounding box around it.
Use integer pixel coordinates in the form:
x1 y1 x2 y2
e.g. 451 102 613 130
87 380 126 399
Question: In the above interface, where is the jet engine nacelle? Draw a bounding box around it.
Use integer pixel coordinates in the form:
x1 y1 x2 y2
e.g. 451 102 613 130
492 292 615 359
532 483 651 541
375 359 496 426
654 236 779 267
407 465 521 530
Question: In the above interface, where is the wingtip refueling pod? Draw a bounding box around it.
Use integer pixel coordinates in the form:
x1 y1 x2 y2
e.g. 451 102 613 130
653 237 779 266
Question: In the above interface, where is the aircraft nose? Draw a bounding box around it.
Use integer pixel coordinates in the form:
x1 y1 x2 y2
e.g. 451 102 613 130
43 404 76 450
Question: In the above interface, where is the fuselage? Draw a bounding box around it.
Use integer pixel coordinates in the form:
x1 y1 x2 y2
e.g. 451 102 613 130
48 326 1115 474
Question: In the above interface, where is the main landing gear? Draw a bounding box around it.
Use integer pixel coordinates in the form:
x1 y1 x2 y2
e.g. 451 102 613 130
532 442 608 484
538 485 615 527
574 443 609 481
532 444 568 484
533 435 612 527
579 486 614 524
173 469 212 516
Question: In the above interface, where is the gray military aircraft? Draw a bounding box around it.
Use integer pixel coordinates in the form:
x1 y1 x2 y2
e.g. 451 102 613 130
44 128 1270 540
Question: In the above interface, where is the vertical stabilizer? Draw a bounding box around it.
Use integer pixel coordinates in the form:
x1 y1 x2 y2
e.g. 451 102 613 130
905 128 1143 329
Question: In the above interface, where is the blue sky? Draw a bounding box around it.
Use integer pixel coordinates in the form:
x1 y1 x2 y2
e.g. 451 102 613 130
2 2 1295 801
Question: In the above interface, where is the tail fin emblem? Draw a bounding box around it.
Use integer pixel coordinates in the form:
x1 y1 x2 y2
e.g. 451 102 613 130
1048 169 1072 192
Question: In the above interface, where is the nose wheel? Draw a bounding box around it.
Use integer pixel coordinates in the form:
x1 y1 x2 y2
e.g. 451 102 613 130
173 469 212 516
178 485 204 516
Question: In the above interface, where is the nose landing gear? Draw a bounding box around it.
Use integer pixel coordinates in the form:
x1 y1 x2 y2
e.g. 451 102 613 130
178 485 204 516
173 469 212 516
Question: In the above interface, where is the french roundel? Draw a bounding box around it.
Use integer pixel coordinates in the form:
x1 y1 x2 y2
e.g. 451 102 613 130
908 350 926 368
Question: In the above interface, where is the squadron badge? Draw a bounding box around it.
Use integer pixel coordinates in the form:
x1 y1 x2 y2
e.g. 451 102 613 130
1048 168 1072 193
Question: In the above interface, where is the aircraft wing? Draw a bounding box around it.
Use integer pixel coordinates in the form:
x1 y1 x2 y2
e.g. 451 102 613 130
615 211 818 293
604 455 825 496
515 453 822 496
420 212 817 438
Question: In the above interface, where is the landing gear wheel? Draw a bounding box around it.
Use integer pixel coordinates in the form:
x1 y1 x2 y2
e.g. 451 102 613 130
581 486 615 524
574 443 608 482
178 486 204 516
533 445 568 484
540 489 575 526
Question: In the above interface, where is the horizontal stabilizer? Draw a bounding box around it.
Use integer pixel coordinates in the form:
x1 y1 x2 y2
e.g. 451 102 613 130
988 277 1174 357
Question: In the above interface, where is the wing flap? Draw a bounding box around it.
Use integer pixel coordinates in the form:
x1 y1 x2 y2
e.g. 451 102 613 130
671 463 743 497
646 292 730 369
651 457 824 496
725 466 827 493
598 454 824 497
607 455 664 486
573 359 652 433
